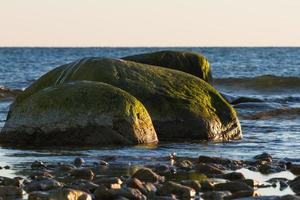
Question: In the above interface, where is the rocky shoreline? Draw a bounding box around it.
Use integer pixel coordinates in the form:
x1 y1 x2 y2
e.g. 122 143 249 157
1 153 300 199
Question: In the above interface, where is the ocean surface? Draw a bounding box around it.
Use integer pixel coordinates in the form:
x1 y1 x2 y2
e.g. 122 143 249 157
0 47 300 182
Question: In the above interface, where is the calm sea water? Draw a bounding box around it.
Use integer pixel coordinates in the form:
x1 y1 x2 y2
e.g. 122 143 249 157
0 47 300 178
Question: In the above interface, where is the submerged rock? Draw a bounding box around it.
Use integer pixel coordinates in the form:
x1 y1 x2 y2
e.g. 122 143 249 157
0 81 158 146
122 50 212 82
6 57 241 142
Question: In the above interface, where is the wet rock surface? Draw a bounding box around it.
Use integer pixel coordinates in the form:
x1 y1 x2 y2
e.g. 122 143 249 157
0 81 158 147
3 56 242 142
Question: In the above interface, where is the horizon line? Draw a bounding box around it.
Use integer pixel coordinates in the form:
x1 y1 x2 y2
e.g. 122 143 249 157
0 46 300 48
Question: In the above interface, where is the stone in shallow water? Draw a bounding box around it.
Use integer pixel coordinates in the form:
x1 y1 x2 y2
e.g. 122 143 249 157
71 168 94 180
122 50 212 82
280 195 300 200
175 160 194 170
94 177 122 189
24 179 63 193
28 188 92 200
289 180 300 194
30 171 54 180
201 191 232 199
222 172 246 181
132 168 165 183
289 165 300 175
0 186 23 199
0 176 22 187
31 161 47 170
200 180 215 192
214 181 253 193
157 181 196 198
74 157 85 168
0 81 158 147
125 178 147 194
5 57 242 142
254 153 273 163
94 186 145 200
67 179 99 193
195 163 224 176
180 180 201 192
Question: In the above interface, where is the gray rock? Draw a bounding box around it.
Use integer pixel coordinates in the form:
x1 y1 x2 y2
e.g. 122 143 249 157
24 179 63 192
0 186 23 199
157 181 196 198
132 168 165 183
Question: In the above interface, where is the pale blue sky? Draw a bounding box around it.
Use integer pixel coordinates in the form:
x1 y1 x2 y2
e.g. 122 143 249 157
0 0 299 46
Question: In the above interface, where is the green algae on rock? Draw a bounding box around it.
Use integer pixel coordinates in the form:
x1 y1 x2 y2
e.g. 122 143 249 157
0 81 158 146
122 50 212 82
4 57 242 142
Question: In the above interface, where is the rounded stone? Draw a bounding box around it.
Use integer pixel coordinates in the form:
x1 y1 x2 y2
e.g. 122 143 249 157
6 57 242 142
0 81 158 146
123 50 212 82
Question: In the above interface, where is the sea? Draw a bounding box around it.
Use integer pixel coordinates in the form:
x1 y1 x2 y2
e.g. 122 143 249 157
0 48 299 194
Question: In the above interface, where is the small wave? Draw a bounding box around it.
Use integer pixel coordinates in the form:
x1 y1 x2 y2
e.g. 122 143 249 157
265 96 300 103
0 86 22 101
214 75 300 91
241 107 300 120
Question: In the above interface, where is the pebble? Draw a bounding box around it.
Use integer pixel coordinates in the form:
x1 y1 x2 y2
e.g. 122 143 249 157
132 167 165 183
214 181 254 193
254 152 273 163
201 180 215 191
195 163 224 176
222 172 245 181
70 168 94 180
73 157 85 167
24 178 63 192
175 160 193 170
0 186 24 199
3 165 10 170
202 191 232 199
157 181 196 198
28 188 92 200
0 153 297 199
94 177 122 189
99 160 109 166
180 180 201 192
31 161 47 170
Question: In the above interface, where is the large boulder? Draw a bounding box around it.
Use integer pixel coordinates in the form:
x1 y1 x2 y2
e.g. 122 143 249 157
3 57 242 141
0 81 158 146
122 50 212 82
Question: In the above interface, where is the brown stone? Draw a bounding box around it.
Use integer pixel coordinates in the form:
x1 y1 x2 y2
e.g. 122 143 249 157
71 168 94 180
157 181 196 198
214 181 253 193
132 168 164 183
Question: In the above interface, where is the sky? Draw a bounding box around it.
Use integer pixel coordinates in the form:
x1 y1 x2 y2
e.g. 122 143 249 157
0 0 300 47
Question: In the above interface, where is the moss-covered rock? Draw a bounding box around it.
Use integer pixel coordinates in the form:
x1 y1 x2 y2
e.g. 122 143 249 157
4 57 242 142
0 81 158 146
122 50 212 82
